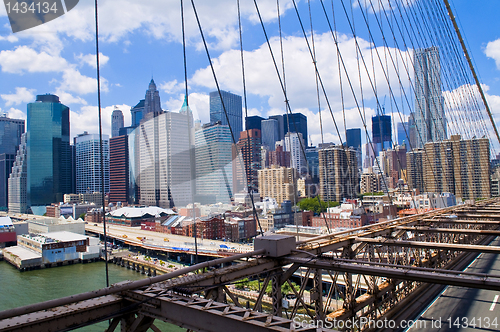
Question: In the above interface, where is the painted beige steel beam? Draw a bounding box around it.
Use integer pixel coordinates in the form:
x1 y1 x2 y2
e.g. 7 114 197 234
355 237 500 254
284 257 500 290
395 226 500 235
0 295 126 332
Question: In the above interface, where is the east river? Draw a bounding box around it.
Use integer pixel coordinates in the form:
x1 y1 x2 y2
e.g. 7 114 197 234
0 260 183 331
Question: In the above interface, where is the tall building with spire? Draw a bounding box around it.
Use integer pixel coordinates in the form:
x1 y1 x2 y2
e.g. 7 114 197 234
143 78 162 120
131 79 162 127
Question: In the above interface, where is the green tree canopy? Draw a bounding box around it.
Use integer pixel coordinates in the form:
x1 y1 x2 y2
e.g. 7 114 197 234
297 197 339 214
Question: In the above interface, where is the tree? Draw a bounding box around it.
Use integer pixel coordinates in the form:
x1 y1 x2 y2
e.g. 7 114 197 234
297 197 339 214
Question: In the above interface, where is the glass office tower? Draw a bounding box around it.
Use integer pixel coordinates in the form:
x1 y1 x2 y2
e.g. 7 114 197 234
27 94 71 206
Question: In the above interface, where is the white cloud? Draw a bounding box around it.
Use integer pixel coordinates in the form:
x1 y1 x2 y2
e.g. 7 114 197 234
4 0 297 51
191 32 412 111
485 39 500 70
1 87 35 106
0 45 68 73
59 68 109 95
159 80 185 94
71 104 131 139
165 92 209 125
0 107 26 121
76 53 109 68
54 90 88 106
6 107 26 120
0 34 19 42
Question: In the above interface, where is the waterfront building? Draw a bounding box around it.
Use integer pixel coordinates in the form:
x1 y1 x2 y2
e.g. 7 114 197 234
413 46 446 148
0 115 25 210
210 90 242 140
75 132 109 194
106 206 175 227
3 231 99 269
8 133 27 213
318 145 358 202
27 94 71 207
235 129 261 193
261 118 279 150
195 122 233 204
285 132 306 175
111 108 124 138
258 165 298 204
109 135 129 204
283 112 308 148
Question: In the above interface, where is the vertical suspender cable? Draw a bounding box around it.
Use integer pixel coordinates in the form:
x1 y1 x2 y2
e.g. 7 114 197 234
94 0 109 287
442 0 500 147
238 0 263 235
181 0 198 264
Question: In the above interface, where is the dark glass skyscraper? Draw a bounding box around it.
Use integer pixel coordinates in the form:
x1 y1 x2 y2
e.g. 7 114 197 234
27 94 71 206
0 115 25 210
346 128 361 150
245 115 264 131
283 112 308 148
209 90 242 141
372 115 392 151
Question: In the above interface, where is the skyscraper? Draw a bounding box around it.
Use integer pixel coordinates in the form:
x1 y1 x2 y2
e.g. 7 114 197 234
245 115 264 131
75 132 109 194
261 118 279 150
195 122 233 204
143 78 162 120
0 115 25 210
111 108 124 138
423 135 489 200
258 165 297 204
319 145 358 202
406 149 424 194
210 90 242 140
109 134 129 203
8 133 27 213
130 79 162 127
413 46 446 148
135 108 193 208
346 128 362 169
372 114 392 153
283 112 308 148
285 132 306 175
236 129 261 192
269 115 285 141
27 94 71 207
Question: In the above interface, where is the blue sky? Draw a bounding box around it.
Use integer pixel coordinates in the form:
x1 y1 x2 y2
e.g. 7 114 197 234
0 0 499 149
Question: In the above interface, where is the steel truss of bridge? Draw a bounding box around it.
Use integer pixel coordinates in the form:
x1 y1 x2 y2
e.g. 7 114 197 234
2 198 500 331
